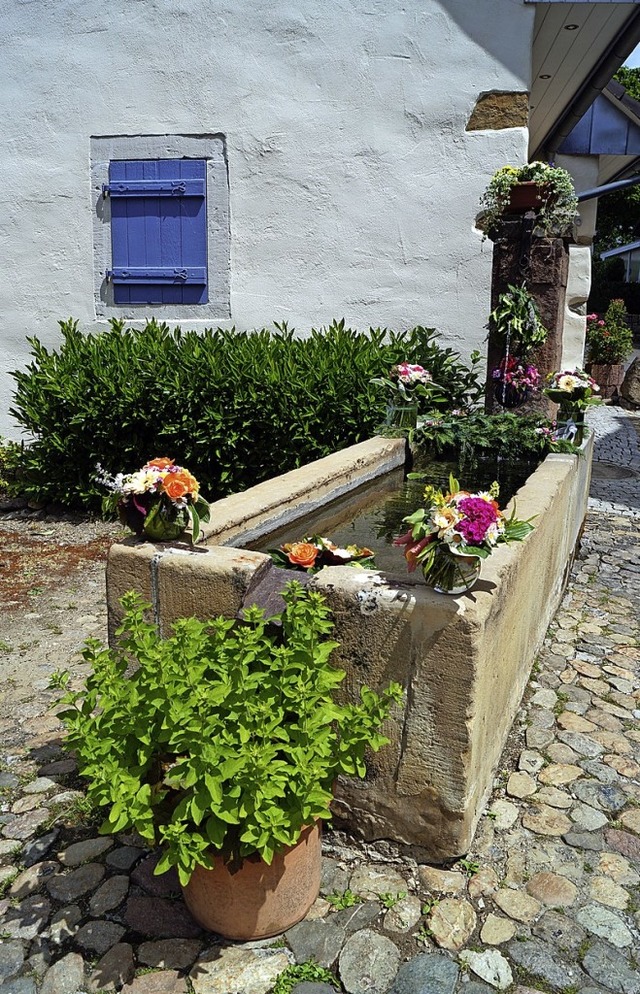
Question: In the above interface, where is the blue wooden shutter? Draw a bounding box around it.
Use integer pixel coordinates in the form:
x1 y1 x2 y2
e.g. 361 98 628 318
106 159 208 304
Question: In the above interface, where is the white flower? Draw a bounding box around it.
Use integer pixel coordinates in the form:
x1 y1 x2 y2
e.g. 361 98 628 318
122 469 161 495
431 508 462 538
473 491 497 504
484 522 504 546
557 374 581 392
330 548 353 560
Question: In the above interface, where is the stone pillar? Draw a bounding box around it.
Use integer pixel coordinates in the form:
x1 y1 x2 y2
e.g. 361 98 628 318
556 155 600 367
486 216 571 416
562 245 591 369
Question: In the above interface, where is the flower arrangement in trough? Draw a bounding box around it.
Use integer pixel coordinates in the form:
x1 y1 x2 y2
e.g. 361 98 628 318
543 369 600 415
394 475 534 594
542 369 601 445
270 536 376 574
370 361 443 429
99 457 210 542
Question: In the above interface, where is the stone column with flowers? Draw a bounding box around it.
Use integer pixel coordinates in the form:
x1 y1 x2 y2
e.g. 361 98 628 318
479 163 578 418
486 220 570 416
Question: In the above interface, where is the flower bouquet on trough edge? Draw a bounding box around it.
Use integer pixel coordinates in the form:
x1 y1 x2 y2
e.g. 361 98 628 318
99 457 210 543
370 361 442 429
270 535 376 573
543 369 601 445
394 475 534 594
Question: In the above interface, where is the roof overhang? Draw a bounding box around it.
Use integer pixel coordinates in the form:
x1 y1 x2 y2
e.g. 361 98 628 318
527 2 640 159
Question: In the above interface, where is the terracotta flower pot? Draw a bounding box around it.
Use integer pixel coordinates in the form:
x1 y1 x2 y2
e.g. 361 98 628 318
588 363 625 400
506 181 549 214
181 822 322 939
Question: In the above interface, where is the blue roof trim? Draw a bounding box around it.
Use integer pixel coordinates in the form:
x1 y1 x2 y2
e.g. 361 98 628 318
601 239 640 260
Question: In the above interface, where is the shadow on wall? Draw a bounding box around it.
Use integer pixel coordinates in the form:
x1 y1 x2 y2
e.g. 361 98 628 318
438 0 535 82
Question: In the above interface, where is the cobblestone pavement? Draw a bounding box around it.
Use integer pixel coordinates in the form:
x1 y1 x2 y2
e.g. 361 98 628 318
587 405 640 518
1 409 640 994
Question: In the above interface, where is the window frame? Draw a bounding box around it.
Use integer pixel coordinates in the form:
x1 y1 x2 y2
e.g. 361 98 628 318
91 135 230 321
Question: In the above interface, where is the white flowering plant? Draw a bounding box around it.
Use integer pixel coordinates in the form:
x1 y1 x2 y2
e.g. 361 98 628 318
479 161 578 237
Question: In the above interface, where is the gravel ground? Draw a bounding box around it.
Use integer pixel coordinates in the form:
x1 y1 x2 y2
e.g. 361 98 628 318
0 508 122 713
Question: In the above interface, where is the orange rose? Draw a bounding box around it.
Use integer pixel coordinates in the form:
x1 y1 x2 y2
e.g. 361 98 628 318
284 542 318 569
145 457 174 470
171 469 199 495
163 477 190 500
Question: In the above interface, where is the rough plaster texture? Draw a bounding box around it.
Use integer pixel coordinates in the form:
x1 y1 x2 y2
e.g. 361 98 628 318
106 433 593 858
558 154 599 248
0 0 536 436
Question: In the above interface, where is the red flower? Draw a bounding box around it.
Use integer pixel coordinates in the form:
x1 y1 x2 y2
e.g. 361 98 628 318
393 530 432 572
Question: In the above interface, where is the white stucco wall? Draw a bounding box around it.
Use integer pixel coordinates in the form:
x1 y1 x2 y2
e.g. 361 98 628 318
0 0 534 438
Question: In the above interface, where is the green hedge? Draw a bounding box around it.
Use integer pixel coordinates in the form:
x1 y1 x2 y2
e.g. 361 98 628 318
10 319 482 509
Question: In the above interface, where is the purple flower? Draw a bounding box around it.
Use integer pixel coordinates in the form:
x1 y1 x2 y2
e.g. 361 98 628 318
456 497 499 545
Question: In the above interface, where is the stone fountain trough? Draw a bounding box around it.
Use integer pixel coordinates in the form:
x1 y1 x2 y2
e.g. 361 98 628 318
106 434 593 861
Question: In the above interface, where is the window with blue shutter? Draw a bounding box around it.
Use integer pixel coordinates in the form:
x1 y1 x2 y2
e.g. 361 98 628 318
104 159 208 305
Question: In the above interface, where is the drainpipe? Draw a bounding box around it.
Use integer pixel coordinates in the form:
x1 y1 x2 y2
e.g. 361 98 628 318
533 6 640 160
577 174 640 203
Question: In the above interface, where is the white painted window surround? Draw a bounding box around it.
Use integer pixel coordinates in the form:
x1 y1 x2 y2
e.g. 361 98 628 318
91 135 230 322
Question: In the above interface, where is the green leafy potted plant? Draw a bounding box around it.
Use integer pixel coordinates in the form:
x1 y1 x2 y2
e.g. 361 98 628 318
585 300 634 398
489 284 548 357
488 283 547 407
51 583 401 940
479 162 578 238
